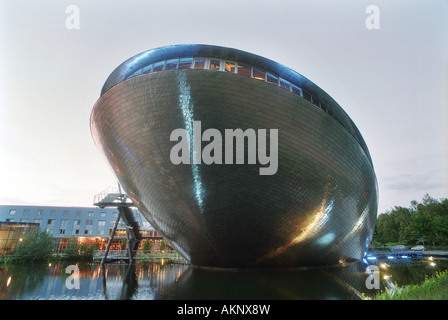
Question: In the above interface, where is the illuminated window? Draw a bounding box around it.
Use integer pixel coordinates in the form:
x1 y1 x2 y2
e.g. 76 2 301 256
152 60 165 72
252 68 265 81
225 62 236 73
209 59 220 70
279 78 291 91
237 63 251 77
178 57 193 69
165 58 178 70
193 58 205 69
266 72 278 85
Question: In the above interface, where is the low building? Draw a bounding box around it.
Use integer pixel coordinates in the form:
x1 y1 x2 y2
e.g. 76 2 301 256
0 205 164 255
0 222 40 255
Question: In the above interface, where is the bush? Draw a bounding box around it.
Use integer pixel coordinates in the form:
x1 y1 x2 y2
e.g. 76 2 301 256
13 229 54 263
63 237 100 261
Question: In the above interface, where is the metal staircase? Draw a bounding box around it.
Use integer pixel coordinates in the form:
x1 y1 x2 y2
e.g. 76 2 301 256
94 185 142 265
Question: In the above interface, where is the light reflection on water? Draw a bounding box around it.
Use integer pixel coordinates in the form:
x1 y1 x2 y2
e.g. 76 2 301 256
0 258 446 300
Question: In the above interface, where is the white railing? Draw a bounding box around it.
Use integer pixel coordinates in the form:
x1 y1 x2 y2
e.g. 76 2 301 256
93 250 185 261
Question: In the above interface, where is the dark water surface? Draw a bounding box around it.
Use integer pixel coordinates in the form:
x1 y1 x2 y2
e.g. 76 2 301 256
1 257 447 300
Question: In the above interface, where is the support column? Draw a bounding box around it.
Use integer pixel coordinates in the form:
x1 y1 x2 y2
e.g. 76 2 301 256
101 212 122 266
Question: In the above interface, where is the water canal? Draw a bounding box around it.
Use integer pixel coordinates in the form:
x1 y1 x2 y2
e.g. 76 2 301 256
1 257 447 300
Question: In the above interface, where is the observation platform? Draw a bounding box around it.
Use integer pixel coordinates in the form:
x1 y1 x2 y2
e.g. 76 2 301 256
93 186 143 264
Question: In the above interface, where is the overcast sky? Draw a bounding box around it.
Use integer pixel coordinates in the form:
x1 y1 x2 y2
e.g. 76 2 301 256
0 0 447 215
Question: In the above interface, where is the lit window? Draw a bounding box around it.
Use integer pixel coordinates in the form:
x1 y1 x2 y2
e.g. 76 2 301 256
193 58 205 69
252 68 265 81
152 60 165 72
165 58 178 70
279 78 291 91
266 72 278 85
225 62 236 73
209 59 220 70
178 57 193 69
291 84 303 97
237 63 251 77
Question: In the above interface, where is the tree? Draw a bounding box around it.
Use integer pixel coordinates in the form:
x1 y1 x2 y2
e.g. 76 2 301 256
143 239 152 251
160 240 166 251
14 229 54 263
65 236 80 260
372 194 448 247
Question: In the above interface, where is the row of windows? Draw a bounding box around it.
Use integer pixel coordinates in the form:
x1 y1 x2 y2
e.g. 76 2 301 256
5 217 157 237
125 57 326 110
8 208 114 218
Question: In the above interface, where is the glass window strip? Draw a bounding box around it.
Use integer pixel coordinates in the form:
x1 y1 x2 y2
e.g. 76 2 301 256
266 72 279 85
179 57 193 69
122 57 326 112
193 58 205 69
165 58 178 70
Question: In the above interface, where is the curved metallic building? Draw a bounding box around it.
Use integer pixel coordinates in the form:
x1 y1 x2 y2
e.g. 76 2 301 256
91 44 378 268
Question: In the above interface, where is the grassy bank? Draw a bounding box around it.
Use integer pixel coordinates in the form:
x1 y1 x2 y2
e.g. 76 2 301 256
372 270 448 300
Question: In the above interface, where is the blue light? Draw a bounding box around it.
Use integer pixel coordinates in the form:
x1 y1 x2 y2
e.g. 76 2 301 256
367 256 377 260
387 256 395 260
401 255 408 259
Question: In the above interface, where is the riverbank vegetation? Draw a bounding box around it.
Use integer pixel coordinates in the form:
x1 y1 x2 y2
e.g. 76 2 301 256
372 270 448 300
372 194 448 248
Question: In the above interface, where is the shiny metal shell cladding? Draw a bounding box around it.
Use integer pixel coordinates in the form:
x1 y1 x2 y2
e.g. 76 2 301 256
91 49 378 268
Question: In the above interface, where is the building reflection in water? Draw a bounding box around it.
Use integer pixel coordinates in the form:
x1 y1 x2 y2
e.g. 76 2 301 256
1 259 446 300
